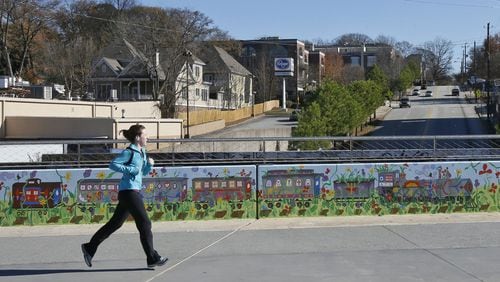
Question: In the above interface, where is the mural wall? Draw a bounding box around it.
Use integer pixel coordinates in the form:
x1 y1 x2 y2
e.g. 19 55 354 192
0 161 498 226
0 165 257 226
257 161 499 217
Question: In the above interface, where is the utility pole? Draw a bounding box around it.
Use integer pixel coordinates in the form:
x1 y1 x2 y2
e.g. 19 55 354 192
487 22 491 119
473 41 476 75
474 41 477 103
464 43 467 85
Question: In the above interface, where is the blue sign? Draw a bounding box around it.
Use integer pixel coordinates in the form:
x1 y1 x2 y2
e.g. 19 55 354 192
275 59 290 70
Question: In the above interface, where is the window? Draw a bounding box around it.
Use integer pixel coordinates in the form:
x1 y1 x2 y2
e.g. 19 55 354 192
367 56 376 67
202 89 208 101
286 179 292 187
212 181 218 188
351 56 361 65
195 66 200 78
196 88 200 97
101 64 107 73
182 87 187 100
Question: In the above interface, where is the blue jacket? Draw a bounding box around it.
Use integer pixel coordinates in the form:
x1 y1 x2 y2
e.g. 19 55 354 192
109 144 153 191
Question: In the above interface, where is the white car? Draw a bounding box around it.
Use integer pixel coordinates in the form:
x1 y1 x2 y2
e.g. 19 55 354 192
425 90 433 97
412 88 420 96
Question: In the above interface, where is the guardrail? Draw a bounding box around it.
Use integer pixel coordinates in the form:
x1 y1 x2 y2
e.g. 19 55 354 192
0 135 499 169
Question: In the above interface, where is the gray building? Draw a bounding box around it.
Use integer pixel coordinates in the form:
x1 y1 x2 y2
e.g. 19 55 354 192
240 37 309 107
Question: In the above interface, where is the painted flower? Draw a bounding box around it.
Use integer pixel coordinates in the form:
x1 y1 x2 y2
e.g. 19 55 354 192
30 170 37 179
83 169 92 178
39 197 47 206
489 183 497 194
161 167 167 174
496 171 500 178
325 168 331 174
479 164 492 175
474 179 480 188
96 171 106 180
322 175 329 182
456 169 462 177
65 172 72 181
191 167 199 172
240 169 246 176
149 169 158 177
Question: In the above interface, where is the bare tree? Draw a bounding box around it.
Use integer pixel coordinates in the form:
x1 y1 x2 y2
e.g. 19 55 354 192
103 0 135 11
323 52 344 83
374 35 396 46
395 41 414 57
419 37 453 82
0 0 17 77
115 6 225 117
10 0 59 77
335 33 373 45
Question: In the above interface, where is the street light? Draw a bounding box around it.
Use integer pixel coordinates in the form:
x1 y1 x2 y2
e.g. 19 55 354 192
183 50 192 138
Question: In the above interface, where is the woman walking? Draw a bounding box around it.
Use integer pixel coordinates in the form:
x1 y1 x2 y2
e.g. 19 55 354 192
81 124 167 268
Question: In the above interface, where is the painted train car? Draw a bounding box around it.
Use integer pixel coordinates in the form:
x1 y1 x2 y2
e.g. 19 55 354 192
77 177 188 205
192 177 252 202
378 171 473 200
12 178 62 208
261 170 321 200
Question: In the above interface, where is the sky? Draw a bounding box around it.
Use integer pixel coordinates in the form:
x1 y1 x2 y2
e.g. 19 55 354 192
144 0 500 73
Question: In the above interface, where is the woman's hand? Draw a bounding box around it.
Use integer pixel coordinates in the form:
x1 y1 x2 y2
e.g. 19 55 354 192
148 157 155 166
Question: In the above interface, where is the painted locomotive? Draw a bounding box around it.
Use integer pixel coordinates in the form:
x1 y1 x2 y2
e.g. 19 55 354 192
12 178 62 208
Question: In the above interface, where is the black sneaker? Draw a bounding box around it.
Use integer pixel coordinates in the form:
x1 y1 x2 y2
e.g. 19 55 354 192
81 244 93 267
147 257 168 268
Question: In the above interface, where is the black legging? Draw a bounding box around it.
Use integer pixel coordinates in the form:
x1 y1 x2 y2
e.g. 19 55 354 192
86 190 159 264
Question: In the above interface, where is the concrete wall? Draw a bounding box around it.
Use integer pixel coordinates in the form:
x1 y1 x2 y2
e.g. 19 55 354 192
0 97 160 138
5 117 183 140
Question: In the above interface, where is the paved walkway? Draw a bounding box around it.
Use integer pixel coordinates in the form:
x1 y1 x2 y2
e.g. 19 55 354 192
1 213 500 282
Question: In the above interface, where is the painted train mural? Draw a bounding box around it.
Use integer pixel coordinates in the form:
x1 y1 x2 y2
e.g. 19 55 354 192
0 162 498 225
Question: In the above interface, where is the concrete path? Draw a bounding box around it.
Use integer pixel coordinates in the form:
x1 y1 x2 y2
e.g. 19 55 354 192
1 213 500 282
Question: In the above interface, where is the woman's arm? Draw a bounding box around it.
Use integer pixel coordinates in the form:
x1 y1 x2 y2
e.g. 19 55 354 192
142 153 153 176
109 149 139 175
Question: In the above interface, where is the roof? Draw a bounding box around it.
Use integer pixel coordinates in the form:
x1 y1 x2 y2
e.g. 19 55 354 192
95 38 166 80
213 46 251 76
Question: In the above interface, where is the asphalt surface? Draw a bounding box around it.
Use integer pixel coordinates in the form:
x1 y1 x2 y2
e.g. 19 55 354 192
1 213 500 282
371 86 490 136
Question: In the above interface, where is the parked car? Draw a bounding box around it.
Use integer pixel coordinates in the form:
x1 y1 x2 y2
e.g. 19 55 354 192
412 88 420 96
425 90 433 97
451 87 460 96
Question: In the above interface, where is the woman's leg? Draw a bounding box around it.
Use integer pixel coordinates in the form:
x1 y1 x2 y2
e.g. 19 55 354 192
124 190 158 264
85 198 129 256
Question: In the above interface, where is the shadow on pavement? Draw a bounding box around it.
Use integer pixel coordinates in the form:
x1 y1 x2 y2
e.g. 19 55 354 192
0 267 153 276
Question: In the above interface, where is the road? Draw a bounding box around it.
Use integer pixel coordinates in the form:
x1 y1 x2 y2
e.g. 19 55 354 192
371 85 490 136
1 214 500 282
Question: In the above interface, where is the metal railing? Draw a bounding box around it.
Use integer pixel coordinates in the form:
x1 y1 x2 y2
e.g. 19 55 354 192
0 135 499 169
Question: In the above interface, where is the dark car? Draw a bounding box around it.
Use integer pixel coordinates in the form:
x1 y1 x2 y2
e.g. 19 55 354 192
451 88 460 96
399 97 410 108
